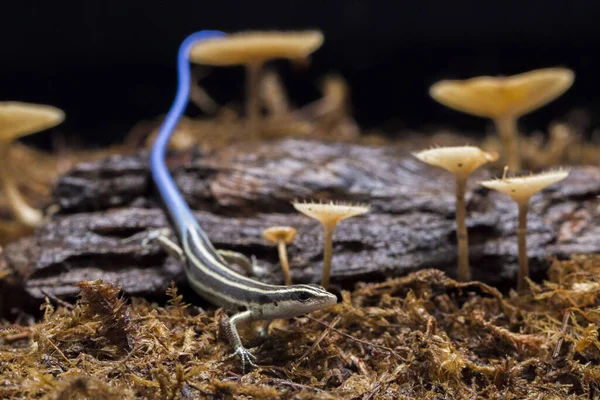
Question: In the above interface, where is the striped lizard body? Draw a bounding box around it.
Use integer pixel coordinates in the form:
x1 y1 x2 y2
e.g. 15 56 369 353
148 30 337 371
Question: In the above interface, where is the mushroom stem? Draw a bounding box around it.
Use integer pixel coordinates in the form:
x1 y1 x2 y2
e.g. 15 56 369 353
517 201 529 293
494 116 521 171
455 176 471 281
321 223 335 288
0 143 42 228
277 240 293 286
0 220 30 244
245 61 264 140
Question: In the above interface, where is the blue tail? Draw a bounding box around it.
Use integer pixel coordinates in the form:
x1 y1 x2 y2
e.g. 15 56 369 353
150 30 225 237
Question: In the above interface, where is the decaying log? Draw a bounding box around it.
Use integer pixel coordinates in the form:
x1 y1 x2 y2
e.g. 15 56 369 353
4 139 600 302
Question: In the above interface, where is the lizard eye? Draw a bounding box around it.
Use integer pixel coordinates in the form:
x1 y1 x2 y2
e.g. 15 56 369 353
297 292 311 302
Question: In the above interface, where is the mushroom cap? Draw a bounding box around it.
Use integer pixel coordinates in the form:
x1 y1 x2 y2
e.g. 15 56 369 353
189 30 324 66
480 169 569 203
292 201 370 226
429 68 574 119
263 226 297 244
414 146 498 179
0 102 65 140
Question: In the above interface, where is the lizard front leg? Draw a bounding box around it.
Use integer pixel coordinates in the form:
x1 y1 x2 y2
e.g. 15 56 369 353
221 310 257 372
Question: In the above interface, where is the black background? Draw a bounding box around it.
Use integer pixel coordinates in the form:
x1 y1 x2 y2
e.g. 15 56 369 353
1 1 598 147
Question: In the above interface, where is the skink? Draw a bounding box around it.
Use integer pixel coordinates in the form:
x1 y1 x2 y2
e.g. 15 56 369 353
149 30 337 370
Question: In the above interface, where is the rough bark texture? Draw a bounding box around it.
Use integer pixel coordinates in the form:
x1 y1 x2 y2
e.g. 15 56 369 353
4 139 600 302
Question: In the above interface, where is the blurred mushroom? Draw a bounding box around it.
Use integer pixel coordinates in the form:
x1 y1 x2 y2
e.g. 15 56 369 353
528 123 576 169
0 102 64 228
263 226 297 285
260 71 290 116
292 201 369 288
189 30 324 139
189 69 219 114
0 251 9 280
480 168 569 292
430 68 574 171
414 146 498 281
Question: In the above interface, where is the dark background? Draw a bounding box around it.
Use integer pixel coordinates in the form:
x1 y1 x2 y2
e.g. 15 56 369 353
1 1 599 147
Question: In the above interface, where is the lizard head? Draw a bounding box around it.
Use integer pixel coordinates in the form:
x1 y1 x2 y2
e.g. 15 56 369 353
259 284 337 319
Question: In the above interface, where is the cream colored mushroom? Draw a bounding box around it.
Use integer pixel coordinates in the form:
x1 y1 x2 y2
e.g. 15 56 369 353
480 168 568 292
292 201 369 288
430 68 574 171
0 102 64 227
263 226 297 286
414 146 498 281
0 244 8 280
189 31 324 139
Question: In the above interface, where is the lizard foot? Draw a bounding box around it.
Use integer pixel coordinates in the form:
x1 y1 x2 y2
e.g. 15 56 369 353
250 255 269 277
141 228 173 248
226 346 258 373
121 228 184 262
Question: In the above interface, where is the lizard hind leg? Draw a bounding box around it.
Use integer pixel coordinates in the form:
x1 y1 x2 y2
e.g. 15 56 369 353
121 228 185 262
143 228 185 262
217 250 267 276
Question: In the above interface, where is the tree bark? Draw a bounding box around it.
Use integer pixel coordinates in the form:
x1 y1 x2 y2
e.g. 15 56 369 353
3 139 599 305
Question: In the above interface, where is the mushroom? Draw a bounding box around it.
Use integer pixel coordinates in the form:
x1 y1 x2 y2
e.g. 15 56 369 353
480 168 569 292
189 30 324 139
292 201 369 288
0 102 65 227
430 68 574 171
414 146 498 281
263 226 297 285
0 245 8 279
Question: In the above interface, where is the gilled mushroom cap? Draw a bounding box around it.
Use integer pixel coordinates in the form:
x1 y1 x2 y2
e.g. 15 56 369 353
480 169 569 203
414 146 498 179
263 226 297 244
0 102 65 140
293 201 369 226
429 68 574 119
189 31 324 65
